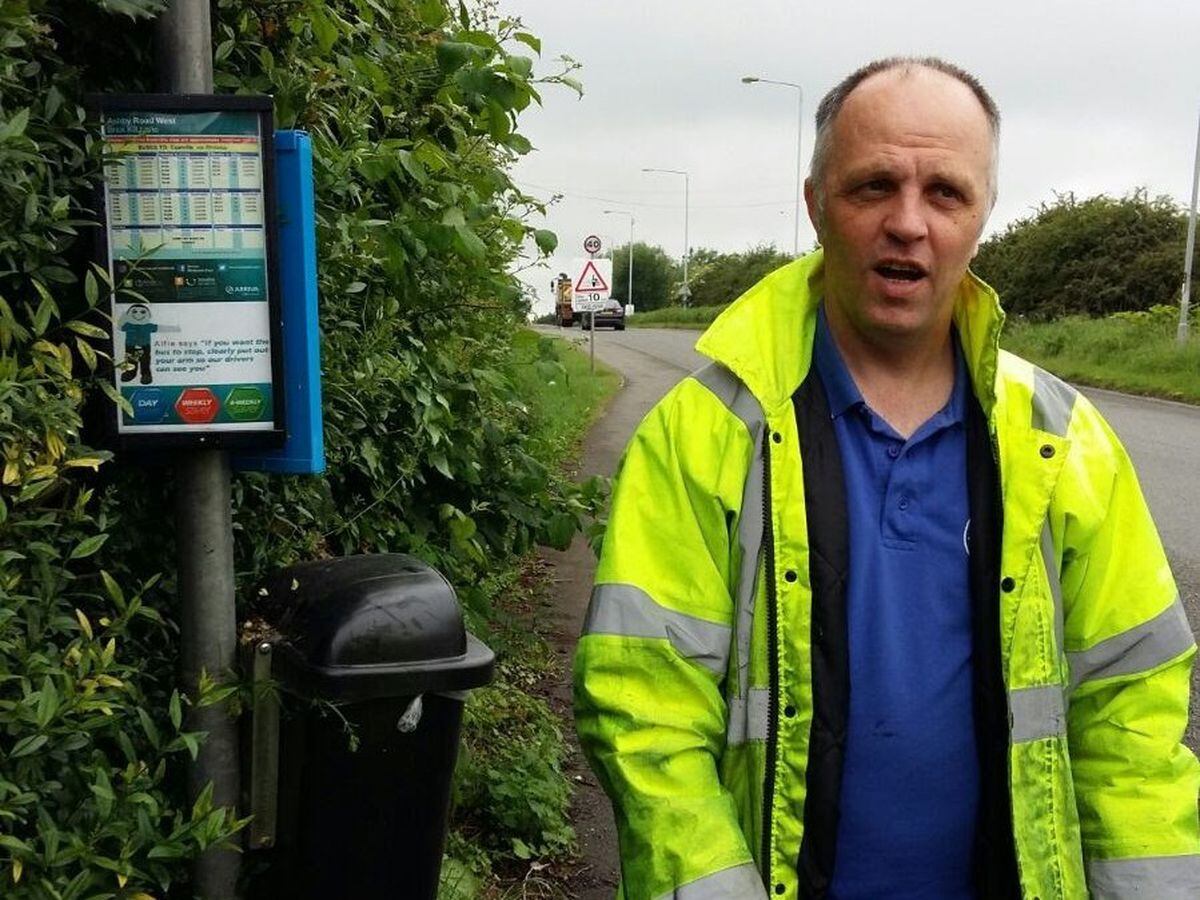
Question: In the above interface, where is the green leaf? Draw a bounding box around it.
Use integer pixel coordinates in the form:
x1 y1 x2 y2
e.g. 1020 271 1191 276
10 734 47 759
99 379 134 416
508 55 533 79
416 0 448 28
168 690 182 730
66 319 107 339
84 270 99 307
309 7 338 53
1 107 30 140
36 677 59 728
545 513 576 550
505 133 532 154
395 150 427 184
137 707 160 749
345 281 367 294
514 31 542 54
533 229 558 255
452 224 486 261
435 40 478 73
100 570 125 610
75 337 97 372
69 533 108 560
45 86 63 119
430 451 453 479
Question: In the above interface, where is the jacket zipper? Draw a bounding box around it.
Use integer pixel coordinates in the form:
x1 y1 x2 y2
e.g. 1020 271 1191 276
760 426 781 889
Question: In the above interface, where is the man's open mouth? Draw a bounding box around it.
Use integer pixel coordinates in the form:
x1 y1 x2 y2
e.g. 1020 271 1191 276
873 261 928 281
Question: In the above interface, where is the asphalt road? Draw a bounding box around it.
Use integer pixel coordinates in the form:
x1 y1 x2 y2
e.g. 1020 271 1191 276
541 323 1200 748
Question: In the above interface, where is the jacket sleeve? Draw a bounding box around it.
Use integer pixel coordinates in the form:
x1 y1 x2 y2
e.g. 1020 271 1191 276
573 380 768 900
1058 400 1200 898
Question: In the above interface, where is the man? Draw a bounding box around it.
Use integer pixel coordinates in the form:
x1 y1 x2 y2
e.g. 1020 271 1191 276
574 57 1200 900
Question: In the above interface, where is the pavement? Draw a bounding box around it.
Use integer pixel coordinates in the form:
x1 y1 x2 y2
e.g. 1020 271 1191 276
536 330 698 898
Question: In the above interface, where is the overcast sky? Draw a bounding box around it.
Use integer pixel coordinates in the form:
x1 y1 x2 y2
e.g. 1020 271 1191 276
501 1 1200 315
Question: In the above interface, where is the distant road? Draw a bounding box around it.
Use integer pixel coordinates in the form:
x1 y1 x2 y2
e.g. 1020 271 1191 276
539 323 1200 747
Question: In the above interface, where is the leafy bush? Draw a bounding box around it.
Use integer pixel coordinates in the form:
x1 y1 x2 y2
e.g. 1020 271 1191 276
973 190 1197 320
454 682 574 861
1 0 592 895
686 243 792 307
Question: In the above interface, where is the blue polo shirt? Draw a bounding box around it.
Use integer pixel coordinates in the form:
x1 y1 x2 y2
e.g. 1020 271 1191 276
812 308 978 900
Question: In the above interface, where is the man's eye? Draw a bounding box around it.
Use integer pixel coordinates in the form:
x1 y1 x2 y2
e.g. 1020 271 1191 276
857 179 891 196
932 183 962 201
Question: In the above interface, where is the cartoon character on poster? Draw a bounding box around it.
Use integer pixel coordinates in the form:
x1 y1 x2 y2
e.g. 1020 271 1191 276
117 303 180 385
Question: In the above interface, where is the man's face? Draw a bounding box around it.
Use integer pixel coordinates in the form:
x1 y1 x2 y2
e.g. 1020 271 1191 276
806 68 993 345
127 304 151 324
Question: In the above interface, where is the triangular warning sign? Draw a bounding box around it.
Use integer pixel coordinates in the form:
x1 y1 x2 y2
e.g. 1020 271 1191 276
574 259 610 293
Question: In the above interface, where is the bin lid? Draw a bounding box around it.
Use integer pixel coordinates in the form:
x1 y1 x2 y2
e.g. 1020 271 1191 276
257 554 494 702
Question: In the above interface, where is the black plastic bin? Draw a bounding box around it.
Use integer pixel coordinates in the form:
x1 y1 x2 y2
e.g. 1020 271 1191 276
245 554 494 900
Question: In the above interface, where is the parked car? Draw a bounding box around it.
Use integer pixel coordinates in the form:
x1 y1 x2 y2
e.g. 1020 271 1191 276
582 299 626 330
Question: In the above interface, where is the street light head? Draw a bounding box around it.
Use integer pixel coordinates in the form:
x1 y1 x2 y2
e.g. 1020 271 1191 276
741 76 760 83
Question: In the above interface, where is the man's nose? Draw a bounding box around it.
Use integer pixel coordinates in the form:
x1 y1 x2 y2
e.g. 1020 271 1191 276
882 189 929 244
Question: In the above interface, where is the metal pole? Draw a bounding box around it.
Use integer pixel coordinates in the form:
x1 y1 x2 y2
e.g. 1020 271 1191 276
155 3 241 897
794 86 804 257
590 311 595 373
628 217 634 309
175 451 241 897
156 0 213 94
1180 106 1200 344
742 78 805 256
682 172 689 308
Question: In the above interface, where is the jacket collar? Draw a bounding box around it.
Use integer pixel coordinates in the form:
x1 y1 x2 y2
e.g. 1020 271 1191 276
694 248 1006 419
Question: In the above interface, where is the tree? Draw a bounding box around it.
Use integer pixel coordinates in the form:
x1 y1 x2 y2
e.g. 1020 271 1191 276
973 190 1197 320
688 243 793 307
609 241 680 311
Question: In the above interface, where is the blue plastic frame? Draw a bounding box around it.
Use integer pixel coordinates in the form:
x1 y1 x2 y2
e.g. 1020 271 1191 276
232 130 324 474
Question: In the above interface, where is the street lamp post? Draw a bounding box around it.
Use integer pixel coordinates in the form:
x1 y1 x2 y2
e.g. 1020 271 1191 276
603 209 635 310
642 167 690 306
1179 105 1200 344
742 75 804 257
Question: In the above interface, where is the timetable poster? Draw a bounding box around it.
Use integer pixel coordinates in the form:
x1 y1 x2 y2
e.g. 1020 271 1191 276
100 109 275 434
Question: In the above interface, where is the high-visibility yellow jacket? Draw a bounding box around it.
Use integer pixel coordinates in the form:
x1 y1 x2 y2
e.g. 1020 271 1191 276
574 250 1200 900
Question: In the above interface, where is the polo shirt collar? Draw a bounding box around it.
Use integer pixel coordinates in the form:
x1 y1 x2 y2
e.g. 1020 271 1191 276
813 303 969 426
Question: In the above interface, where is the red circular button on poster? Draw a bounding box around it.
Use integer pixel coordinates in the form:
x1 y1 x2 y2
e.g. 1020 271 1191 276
175 387 220 424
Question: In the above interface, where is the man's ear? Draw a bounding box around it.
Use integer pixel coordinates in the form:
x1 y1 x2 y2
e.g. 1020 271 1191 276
804 177 823 240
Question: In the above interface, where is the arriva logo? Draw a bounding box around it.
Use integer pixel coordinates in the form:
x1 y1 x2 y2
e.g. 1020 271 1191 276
225 285 260 295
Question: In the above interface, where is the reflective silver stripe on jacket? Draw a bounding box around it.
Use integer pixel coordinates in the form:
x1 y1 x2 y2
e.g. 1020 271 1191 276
725 687 771 746
655 862 768 900
1031 367 1078 437
1009 684 1066 743
1086 853 1200 899
584 583 731 676
1041 522 1065 665
692 363 768 747
1068 595 1195 692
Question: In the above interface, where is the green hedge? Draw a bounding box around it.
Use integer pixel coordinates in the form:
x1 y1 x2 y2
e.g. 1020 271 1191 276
0 1 588 895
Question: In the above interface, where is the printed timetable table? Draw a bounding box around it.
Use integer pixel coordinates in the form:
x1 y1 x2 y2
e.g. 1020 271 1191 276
104 134 265 257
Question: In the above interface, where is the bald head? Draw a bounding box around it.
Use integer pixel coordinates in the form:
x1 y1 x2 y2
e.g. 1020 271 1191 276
809 57 1000 222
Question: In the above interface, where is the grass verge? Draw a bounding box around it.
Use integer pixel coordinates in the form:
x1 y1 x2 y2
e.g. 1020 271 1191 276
439 329 621 900
626 305 726 329
1001 311 1200 403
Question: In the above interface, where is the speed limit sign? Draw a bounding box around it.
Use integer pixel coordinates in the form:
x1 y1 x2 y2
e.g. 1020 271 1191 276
583 234 602 255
